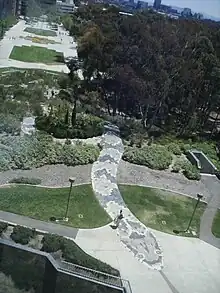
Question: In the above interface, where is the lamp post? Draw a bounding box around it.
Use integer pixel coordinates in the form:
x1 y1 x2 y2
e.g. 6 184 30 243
173 193 203 235
63 177 75 222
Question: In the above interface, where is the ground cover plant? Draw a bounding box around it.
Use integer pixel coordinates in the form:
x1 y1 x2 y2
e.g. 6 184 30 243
0 132 100 171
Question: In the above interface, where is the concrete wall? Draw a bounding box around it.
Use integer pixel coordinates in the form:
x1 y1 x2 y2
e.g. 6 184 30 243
187 150 217 174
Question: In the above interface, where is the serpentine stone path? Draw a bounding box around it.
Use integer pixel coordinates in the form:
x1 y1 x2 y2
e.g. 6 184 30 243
91 125 163 270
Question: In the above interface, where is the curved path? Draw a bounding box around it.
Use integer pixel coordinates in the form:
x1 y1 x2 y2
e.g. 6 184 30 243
91 129 163 270
200 176 220 248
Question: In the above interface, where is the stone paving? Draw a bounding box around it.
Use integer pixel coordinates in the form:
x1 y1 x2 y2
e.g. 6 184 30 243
91 126 163 270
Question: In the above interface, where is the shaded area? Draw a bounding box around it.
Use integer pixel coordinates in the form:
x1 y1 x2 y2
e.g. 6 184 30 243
9 46 64 64
0 185 110 228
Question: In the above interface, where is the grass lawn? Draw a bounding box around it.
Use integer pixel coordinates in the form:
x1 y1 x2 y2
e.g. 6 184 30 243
0 185 110 228
120 185 207 237
212 210 220 238
9 46 64 64
24 27 57 37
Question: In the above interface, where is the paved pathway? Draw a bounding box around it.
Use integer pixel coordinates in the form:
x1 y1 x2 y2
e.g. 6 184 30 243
0 210 78 239
91 127 163 270
200 176 220 248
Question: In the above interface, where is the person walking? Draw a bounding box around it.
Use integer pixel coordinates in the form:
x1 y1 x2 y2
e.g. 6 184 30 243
113 210 124 228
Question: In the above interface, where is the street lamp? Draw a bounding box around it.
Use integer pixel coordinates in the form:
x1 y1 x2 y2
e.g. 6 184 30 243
173 193 203 235
63 177 75 222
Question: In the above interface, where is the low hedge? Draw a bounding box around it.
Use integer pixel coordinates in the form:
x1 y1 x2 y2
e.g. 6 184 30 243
123 145 173 170
0 221 8 235
0 133 100 171
182 162 201 180
10 226 36 245
9 177 42 185
42 234 120 276
167 143 182 155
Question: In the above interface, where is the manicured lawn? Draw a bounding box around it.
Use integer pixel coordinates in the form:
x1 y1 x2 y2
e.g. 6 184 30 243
9 46 64 64
212 210 220 238
24 27 56 37
120 185 206 237
0 185 110 228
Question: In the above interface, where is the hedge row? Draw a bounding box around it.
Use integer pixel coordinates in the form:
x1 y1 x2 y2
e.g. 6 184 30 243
0 132 100 171
10 226 36 245
172 158 201 180
123 145 173 170
9 177 42 185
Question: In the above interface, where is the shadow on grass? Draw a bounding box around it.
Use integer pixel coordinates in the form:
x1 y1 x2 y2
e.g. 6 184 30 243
55 54 65 63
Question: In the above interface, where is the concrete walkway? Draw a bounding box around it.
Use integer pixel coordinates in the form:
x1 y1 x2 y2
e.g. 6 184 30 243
0 210 78 239
200 176 220 248
75 225 220 293
92 126 163 270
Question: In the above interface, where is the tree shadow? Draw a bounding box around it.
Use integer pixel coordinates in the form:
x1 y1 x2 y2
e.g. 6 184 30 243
55 54 65 63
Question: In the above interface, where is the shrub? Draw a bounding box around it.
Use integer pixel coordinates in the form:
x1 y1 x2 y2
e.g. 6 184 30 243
167 143 182 155
11 226 36 245
0 133 99 171
0 221 8 235
62 144 100 166
182 162 201 180
41 234 120 276
36 113 104 139
9 177 42 185
123 145 172 170
171 158 188 173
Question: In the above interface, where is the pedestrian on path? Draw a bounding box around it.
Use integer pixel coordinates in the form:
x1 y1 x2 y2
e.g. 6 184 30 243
112 210 124 229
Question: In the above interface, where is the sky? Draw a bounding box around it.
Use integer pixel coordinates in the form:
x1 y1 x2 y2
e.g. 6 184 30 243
161 0 220 19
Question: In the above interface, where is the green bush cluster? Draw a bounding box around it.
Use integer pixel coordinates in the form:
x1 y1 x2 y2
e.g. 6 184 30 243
182 162 201 180
36 113 104 139
0 221 8 235
171 158 187 173
167 143 182 155
123 145 173 170
42 234 120 276
9 177 42 185
0 132 100 171
11 226 36 245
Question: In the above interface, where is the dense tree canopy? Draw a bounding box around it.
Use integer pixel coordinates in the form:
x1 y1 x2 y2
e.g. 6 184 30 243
63 5 220 138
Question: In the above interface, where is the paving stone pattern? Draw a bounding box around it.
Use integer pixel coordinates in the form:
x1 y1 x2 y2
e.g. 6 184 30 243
91 126 163 270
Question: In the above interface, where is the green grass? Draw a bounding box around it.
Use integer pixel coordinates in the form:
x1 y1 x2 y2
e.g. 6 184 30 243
120 185 206 237
0 185 110 228
212 210 220 238
24 27 56 36
9 46 64 64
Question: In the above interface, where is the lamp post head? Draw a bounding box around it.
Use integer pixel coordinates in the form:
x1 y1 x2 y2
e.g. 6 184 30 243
197 194 203 200
69 177 75 184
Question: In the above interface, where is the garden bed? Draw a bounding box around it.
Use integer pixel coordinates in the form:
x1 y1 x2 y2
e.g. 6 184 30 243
24 27 57 36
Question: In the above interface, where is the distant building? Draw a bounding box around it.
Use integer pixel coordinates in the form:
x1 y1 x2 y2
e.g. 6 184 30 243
159 4 170 12
0 0 27 18
136 0 148 10
181 7 192 17
153 0 161 10
57 0 75 13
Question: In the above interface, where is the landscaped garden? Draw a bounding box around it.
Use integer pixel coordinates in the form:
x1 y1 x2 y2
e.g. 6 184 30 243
119 185 210 237
24 27 57 37
20 35 60 44
0 133 100 172
9 46 64 64
0 185 110 228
